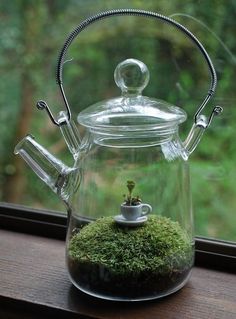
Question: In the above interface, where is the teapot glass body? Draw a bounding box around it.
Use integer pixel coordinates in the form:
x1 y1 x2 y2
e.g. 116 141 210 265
65 130 194 301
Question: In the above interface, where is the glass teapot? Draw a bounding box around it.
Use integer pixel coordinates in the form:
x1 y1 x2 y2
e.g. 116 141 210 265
14 10 222 301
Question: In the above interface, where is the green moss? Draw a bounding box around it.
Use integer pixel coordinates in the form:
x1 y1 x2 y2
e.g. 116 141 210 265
68 215 193 276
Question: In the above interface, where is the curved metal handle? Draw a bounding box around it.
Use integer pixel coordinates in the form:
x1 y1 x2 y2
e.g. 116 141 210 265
47 9 220 126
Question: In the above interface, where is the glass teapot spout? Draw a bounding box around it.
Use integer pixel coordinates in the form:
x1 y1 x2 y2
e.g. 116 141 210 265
14 134 75 203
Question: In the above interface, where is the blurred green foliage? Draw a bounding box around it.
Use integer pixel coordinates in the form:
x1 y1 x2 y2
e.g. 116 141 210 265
0 0 235 241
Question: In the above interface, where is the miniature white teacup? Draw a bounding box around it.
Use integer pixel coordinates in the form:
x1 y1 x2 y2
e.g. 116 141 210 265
120 203 152 221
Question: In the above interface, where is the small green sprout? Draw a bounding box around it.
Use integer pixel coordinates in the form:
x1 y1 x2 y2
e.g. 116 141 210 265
123 180 142 206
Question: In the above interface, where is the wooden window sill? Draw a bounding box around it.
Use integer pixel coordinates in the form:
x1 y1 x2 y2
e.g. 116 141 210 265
0 229 236 319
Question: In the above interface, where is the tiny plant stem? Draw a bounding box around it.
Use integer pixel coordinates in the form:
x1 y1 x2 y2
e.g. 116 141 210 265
126 180 135 205
124 181 142 206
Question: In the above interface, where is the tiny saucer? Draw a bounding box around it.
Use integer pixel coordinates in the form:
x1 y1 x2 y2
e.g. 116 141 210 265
114 214 147 227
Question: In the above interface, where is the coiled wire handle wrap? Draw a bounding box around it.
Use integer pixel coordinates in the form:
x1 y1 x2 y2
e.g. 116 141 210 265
56 9 218 126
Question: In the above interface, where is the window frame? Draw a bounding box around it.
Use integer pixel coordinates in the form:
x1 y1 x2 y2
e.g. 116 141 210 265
0 202 235 273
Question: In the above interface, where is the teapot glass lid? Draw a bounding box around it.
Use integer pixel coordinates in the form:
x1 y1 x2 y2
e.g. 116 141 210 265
77 59 187 133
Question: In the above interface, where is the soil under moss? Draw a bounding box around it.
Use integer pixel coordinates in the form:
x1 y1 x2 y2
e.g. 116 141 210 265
68 215 194 299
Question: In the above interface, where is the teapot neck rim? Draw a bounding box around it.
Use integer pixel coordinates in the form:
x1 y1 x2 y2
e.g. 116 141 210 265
85 126 180 148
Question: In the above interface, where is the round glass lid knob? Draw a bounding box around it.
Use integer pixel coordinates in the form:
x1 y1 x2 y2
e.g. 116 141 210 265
114 58 150 96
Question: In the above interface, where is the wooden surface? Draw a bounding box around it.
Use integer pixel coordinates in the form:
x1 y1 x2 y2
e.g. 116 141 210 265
0 229 235 319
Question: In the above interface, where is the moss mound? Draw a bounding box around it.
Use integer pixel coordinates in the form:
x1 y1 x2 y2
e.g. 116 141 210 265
68 215 193 299
69 215 193 275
